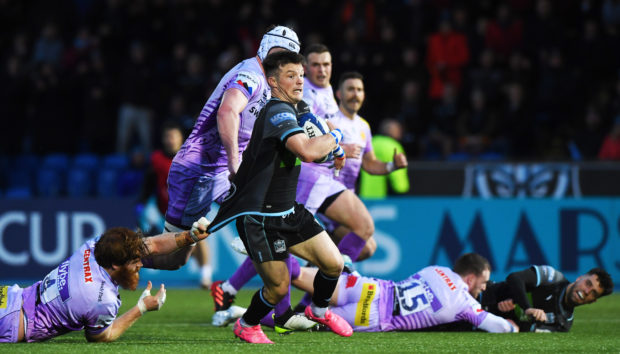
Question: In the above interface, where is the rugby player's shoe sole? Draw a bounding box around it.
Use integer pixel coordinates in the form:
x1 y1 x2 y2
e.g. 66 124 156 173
274 313 318 334
212 305 247 327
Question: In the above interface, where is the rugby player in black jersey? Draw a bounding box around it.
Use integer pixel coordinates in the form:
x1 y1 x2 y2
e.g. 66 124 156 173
479 265 613 332
203 51 352 343
425 265 613 332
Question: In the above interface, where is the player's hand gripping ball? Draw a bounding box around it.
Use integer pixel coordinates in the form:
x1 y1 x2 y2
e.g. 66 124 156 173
297 100 333 163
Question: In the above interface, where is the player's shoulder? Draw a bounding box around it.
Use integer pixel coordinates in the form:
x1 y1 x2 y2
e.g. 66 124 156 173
532 265 565 284
357 116 372 129
265 100 297 124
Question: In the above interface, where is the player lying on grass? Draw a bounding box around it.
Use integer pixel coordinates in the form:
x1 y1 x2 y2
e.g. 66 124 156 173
215 253 519 333
0 218 210 343
471 265 613 332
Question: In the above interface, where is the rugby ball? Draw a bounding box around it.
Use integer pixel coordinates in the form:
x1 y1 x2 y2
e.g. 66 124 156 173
298 112 333 163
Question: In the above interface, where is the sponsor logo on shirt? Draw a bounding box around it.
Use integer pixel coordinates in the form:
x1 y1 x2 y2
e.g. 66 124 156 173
235 71 259 95
57 258 71 301
0 286 7 309
270 112 296 126
83 249 93 283
355 283 376 326
346 275 359 288
434 268 456 291
98 281 106 302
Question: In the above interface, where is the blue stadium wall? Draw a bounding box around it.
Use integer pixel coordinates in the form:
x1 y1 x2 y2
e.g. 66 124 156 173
1 197 618 290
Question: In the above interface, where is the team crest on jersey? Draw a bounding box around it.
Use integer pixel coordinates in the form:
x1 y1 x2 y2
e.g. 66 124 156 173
274 239 286 253
235 71 259 95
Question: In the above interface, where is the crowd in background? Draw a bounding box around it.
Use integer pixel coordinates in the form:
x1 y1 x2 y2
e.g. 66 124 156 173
2 0 620 162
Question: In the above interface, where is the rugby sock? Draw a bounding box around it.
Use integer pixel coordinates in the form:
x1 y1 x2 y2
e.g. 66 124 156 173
294 293 312 313
311 270 339 315
228 257 257 290
241 287 275 326
260 310 276 327
337 231 367 261
200 264 213 285
290 256 301 280
221 280 237 295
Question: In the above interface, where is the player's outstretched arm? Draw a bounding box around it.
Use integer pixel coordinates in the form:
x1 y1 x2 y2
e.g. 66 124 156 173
477 312 519 333
143 217 210 256
217 88 249 179
86 282 166 342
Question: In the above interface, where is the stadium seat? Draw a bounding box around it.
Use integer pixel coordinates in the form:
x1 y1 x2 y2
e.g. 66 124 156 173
447 152 471 161
10 154 39 172
72 153 100 172
96 169 120 197
7 169 32 189
67 168 94 197
102 154 129 171
117 169 144 197
479 152 506 161
4 186 32 198
36 168 64 197
42 153 70 171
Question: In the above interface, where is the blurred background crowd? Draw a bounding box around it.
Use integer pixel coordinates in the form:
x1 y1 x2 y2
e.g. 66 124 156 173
1 0 620 198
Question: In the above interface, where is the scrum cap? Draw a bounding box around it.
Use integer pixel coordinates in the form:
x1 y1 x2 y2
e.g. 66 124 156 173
257 26 300 61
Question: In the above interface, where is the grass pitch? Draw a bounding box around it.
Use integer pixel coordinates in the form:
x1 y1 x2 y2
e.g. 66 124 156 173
8 288 620 353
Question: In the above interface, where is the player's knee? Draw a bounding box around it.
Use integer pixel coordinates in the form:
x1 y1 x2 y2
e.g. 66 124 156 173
263 280 290 303
322 256 344 277
353 216 374 239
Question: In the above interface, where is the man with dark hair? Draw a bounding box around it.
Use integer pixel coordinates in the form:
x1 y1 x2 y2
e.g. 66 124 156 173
477 266 614 332
211 70 408 332
205 50 351 344
0 220 210 343
289 253 517 333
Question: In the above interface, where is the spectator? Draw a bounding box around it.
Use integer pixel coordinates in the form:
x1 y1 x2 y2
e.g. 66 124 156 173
116 40 154 154
598 115 620 160
426 16 470 99
485 3 523 61
573 105 607 159
456 88 497 157
32 23 64 67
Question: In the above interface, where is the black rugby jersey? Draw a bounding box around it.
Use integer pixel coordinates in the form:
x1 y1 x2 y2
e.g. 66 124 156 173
480 265 574 332
208 98 304 232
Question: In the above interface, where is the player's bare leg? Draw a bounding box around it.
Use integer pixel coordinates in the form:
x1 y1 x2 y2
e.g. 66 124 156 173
324 190 377 261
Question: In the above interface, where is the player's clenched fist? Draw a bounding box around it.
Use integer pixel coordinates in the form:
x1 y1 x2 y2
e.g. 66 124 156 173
190 217 211 241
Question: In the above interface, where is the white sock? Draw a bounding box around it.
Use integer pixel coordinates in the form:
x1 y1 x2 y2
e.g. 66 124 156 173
310 303 327 318
201 264 212 283
221 280 238 295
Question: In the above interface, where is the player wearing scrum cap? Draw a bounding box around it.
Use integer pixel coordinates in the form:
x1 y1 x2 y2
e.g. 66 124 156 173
144 26 301 272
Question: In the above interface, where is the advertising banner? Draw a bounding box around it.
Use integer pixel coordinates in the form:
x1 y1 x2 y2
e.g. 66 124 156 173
1 198 618 290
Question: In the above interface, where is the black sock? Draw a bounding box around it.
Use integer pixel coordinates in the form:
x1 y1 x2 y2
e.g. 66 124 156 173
241 287 275 326
273 307 295 326
312 270 339 308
